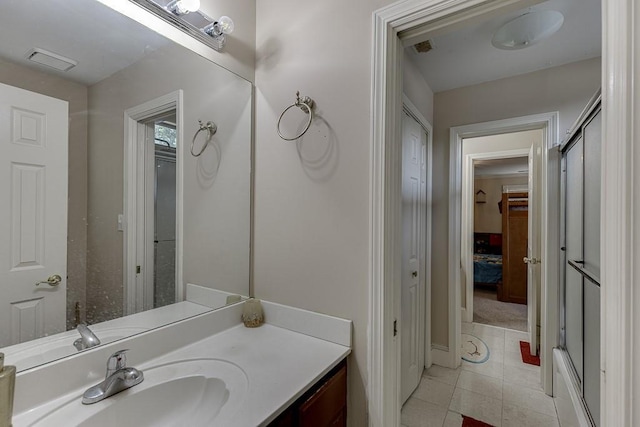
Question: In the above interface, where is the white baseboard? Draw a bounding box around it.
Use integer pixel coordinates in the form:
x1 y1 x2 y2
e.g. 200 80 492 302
431 344 452 367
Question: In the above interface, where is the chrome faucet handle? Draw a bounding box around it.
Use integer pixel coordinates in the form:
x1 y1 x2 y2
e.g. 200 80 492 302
73 324 101 351
106 349 129 378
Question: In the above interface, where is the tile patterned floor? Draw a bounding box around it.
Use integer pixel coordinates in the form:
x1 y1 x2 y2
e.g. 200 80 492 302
401 323 560 427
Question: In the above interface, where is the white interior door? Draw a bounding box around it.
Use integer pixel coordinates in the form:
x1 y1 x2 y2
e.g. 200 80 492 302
401 112 426 403
0 82 68 347
527 144 541 355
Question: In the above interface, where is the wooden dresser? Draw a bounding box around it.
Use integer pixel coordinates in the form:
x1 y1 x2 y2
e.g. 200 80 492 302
498 192 528 304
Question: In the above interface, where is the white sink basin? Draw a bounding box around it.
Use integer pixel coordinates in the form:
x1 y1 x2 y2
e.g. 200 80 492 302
27 359 248 427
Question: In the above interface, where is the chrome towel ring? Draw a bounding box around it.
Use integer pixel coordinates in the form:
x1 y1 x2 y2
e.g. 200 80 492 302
191 120 218 157
277 91 315 141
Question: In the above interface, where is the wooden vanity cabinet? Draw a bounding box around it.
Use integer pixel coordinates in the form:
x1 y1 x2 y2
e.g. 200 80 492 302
268 360 347 427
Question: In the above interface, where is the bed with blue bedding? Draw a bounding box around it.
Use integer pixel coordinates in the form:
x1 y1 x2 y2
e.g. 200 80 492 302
473 232 503 285
473 253 503 284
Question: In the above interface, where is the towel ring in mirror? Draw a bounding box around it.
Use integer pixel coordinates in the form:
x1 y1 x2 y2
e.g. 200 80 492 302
191 120 218 157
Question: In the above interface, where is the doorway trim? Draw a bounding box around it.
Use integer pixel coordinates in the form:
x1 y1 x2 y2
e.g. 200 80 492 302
123 90 184 315
368 0 640 424
461 147 530 323
449 112 558 393
369 1 550 424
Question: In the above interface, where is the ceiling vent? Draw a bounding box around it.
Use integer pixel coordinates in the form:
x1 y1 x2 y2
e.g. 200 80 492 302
413 40 434 54
26 48 77 72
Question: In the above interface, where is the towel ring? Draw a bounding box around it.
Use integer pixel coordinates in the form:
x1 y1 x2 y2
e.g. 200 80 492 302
277 91 315 141
191 120 218 157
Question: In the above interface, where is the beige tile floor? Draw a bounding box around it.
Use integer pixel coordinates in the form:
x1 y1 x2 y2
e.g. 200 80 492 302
401 322 560 427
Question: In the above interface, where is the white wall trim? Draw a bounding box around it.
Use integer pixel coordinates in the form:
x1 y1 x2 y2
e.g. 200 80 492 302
431 344 450 367
370 1 544 425
601 0 635 424
450 112 558 392
123 90 184 316
462 148 531 325
403 94 434 369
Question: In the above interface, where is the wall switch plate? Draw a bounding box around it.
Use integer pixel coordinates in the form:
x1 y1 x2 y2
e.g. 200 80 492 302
117 214 124 232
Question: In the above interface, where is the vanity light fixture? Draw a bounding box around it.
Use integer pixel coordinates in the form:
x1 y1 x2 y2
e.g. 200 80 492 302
492 10 564 50
203 16 235 50
129 0 234 51
165 0 200 15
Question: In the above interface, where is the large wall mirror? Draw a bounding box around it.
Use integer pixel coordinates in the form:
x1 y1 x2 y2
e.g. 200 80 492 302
0 0 252 371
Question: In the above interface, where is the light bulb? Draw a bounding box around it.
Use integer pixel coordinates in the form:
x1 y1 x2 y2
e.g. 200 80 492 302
167 0 200 15
217 16 234 34
178 0 200 12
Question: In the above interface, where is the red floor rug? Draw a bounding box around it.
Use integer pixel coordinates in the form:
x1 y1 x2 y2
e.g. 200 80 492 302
462 415 494 427
520 340 541 366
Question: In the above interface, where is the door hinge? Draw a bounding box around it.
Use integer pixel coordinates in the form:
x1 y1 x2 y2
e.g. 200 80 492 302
136 265 141 274
393 319 398 337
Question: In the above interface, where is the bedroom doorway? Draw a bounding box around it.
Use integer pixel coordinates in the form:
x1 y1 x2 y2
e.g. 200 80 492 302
460 128 544 353
472 156 529 331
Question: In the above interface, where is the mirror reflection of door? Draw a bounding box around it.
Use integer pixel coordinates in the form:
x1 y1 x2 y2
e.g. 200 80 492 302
0 82 68 347
152 119 177 309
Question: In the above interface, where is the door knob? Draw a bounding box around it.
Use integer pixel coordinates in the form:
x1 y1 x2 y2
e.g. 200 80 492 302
412 271 418 277
523 257 540 265
35 274 62 287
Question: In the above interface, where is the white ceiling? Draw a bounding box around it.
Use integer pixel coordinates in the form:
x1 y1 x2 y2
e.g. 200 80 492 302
406 0 601 93
0 0 169 86
474 157 529 177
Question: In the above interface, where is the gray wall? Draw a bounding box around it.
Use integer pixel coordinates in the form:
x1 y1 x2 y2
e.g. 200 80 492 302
404 53 434 123
253 0 400 423
474 175 528 233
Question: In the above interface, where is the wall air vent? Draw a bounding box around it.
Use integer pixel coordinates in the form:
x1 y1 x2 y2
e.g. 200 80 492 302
413 40 434 54
26 48 77 72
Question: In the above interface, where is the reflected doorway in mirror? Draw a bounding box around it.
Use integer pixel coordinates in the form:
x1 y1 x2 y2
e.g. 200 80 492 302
124 91 184 316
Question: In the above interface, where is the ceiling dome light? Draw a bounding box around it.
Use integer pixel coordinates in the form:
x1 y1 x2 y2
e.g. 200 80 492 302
492 10 564 50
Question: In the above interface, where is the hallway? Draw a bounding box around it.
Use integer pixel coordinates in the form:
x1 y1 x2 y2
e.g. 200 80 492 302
401 323 559 426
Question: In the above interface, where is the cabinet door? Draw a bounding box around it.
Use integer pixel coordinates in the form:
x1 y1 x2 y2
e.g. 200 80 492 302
299 364 347 427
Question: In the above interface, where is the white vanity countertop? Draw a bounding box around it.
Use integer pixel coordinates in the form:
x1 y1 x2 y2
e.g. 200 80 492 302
12 301 351 427
145 323 350 426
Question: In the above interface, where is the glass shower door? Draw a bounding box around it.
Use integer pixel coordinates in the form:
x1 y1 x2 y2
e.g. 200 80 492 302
561 105 601 426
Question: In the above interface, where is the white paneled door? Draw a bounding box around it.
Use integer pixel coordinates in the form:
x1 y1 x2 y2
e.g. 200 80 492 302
0 82 68 347
401 112 427 403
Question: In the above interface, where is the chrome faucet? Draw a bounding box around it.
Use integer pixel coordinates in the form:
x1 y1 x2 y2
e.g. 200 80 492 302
82 349 144 404
73 324 101 351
